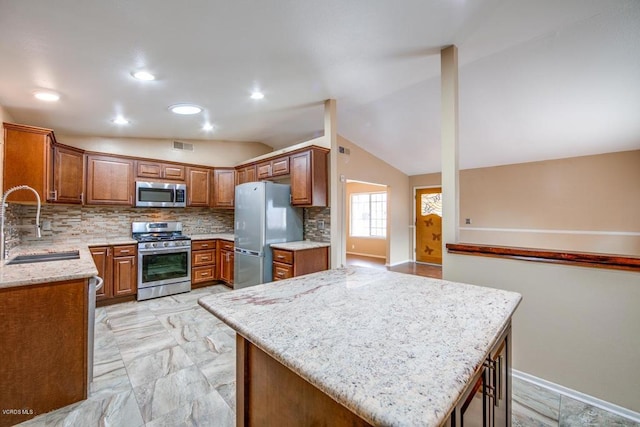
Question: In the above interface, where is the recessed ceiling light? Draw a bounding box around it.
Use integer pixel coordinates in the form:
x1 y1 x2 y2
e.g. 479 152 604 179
169 104 203 115
202 123 214 131
34 91 60 102
112 116 129 125
131 70 156 81
250 91 264 100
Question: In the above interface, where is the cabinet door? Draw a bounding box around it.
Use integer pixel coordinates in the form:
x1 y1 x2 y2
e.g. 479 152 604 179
113 255 137 297
90 246 112 300
271 157 290 176
86 154 134 205
256 161 272 179
136 161 162 179
187 167 211 207
163 164 185 181
458 372 486 427
220 250 234 284
52 145 84 204
213 168 235 208
3 123 52 203
290 150 312 205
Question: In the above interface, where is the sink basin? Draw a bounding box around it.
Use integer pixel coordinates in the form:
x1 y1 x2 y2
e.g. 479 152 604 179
6 250 80 265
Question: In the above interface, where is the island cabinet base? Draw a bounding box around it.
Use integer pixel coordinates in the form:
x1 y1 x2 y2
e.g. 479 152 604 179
445 323 512 427
236 335 372 427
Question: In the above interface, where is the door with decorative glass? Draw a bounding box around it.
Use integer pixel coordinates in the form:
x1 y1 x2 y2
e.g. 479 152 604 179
415 187 442 264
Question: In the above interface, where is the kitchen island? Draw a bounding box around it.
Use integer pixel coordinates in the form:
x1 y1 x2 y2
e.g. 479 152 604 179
199 266 522 426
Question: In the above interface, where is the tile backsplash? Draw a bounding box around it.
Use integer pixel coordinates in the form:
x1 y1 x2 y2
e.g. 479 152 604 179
5 204 234 246
304 207 331 242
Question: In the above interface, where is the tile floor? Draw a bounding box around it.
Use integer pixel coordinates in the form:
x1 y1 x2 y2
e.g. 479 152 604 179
17 283 639 427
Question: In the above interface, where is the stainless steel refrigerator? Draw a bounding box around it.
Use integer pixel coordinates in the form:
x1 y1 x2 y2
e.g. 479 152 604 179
234 181 303 289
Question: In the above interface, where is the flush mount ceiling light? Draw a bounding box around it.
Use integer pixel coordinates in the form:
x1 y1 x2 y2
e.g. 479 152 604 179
202 123 214 131
250 91 264 100
169 104 203 115
131 70 155 81
112 116 129 125
33 90 60 102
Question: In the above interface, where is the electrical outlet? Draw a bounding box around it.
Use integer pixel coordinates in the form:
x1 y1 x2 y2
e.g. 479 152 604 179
465 218 472 225
42 220 52 231
317 220 325 230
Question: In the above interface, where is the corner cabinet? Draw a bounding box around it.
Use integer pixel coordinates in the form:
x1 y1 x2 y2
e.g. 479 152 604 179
290 148 328 207
85 154 134 206
186 167 212 207
212 168 235 208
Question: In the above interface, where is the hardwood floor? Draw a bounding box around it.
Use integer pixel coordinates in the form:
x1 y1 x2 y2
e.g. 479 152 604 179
346 254 442 279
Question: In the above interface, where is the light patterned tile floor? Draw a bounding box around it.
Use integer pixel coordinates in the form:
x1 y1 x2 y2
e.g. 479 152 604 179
16 283 640 426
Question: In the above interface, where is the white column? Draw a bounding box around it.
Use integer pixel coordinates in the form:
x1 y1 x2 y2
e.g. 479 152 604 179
324 99 343 268
440 45 459 279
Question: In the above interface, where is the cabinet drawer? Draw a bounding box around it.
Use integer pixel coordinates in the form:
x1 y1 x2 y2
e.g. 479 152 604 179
113 245 136 257
192 240 216 251
193 250 216 266
273 262 293 281
192 266 215 284
219 240 234 251
137 161 162 178
163 165 185 180
256 162 272 179
271 157 289 176
272 249 293 265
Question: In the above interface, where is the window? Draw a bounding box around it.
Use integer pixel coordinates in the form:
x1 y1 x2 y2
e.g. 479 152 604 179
350 192 387 237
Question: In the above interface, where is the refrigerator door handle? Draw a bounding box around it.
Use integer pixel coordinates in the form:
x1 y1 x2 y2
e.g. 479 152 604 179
235 247 261 257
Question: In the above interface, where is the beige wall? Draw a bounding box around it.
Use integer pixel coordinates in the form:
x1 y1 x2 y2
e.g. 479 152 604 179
337 135 411 265
410 150 640 255
57 134 272 167
446 254 640 413
345 181 387 259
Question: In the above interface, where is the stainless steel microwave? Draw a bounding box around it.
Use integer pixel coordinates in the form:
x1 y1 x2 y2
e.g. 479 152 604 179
135 182 187 208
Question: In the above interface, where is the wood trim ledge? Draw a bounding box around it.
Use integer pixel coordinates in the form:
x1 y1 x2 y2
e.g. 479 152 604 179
446 243 640 272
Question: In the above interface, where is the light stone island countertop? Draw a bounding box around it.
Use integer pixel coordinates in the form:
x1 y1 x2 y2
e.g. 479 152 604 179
189 233 234 241
199 266 522 426
0 243 98 290
270 240 330 251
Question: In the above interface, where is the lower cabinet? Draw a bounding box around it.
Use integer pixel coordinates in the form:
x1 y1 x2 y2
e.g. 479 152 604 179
272 246 329 281
219 240 234 287
446 324 512 427
91 244 137 305
192 240 217 287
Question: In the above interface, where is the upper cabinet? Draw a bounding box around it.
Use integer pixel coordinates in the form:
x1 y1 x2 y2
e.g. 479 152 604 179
3 122 54 203
3 122 84 204
236 164 257 185
256 156 289 180
51 144 85 204
212 168 235 209
290 148 328 207
187 167 211 207
85 154 134 205
136 160 185 181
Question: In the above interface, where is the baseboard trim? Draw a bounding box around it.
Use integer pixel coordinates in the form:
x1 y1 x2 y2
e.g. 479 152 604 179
346 252 386 259
512 370 640 423
386 259 413 267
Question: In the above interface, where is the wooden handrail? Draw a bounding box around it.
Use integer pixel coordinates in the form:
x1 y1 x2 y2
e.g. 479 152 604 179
446 243 640 272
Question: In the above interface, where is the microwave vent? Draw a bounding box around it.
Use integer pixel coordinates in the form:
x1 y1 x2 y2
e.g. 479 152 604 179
173 141 194 151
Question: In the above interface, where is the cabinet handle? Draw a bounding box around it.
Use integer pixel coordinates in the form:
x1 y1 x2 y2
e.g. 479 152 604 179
496 354 503 404
80 192 84 203
201 272 209 277
50 190 57 201
277 255 284 259
119 250 129 254
201 244 209 248
277 272 284 277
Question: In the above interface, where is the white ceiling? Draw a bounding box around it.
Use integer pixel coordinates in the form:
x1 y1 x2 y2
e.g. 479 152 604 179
0 0 638 175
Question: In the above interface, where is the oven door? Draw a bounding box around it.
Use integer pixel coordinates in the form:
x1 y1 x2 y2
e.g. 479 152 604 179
138 246 191 289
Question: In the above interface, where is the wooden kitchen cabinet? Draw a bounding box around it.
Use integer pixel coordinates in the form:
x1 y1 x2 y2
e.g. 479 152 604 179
236 164 257 185
85 154 134 205
136 160 185 181
272 246 329 281
219 240 234 286
51 144 85 204
257 156 289 180
191 240 217 287
212 168 235 208
91 244 137 305
290 148 328 207
186 166 211 207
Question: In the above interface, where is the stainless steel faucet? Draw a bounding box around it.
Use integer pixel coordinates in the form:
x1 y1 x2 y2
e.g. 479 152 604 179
0 185 42 260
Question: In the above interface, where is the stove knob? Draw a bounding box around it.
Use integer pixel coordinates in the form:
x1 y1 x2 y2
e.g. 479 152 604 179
145 243 152 249
152 242 159 248
163 242 170 247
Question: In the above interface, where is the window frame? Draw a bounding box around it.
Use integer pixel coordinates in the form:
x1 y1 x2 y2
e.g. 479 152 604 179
349 191 387 239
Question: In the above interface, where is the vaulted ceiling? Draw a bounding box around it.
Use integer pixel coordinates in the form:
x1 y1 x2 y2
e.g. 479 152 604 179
1 0 638 175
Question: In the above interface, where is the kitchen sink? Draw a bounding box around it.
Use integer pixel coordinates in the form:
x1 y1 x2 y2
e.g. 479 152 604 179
6 250 80 265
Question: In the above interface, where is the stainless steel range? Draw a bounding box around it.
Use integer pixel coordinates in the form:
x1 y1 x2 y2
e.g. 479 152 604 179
132 221 191 301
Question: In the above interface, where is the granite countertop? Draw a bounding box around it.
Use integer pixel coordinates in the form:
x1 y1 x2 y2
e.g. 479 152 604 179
0 243 99 290
270 240 330 251
199 267 522 426
190 233 235 242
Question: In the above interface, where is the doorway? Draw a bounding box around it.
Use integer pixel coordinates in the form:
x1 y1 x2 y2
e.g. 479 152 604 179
414 187 442 265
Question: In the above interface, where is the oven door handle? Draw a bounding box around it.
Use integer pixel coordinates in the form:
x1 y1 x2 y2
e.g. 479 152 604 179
139 247 191 256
